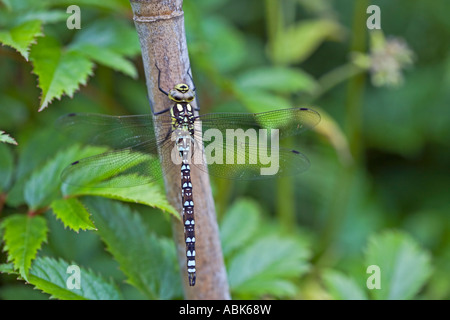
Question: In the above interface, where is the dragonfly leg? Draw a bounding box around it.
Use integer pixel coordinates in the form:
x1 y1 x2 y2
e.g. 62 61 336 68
155 63 170 97
186 67 200 112
186 66 196 92
147 93 171 116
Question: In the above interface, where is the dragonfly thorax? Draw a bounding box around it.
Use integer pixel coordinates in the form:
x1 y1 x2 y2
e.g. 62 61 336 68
169 84 195 102
171 102 195 135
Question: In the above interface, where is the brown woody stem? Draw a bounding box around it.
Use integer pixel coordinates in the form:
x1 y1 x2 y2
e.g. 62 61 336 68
129 0 230 299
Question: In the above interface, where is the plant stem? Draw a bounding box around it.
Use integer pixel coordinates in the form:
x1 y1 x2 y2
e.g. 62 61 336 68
129 0 230 300
265 0 297 229
317 0 368 259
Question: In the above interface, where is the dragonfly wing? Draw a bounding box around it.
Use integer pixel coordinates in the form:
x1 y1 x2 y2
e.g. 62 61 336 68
57 112 173 150
191 139 310 180
61 140 175 188
189 107 318 180
197 107 320 140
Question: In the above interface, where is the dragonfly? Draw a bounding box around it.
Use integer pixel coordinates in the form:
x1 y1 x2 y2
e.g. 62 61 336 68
57 67 321 287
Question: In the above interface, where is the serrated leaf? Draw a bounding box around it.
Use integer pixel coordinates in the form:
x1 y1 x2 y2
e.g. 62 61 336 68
0 130 17 145
23 145 107 210
1 214 47 280
0 20 42 60
6 256 122 300
322 270 368 300
63 179 178 218
236 67 317 94
365 231 432 300
270 19 344 65
29 36 94 111
82 197 181 299
72 44 137 78
50 197 96 232
6 128 80 208
228 234 309 297
220 198 261 256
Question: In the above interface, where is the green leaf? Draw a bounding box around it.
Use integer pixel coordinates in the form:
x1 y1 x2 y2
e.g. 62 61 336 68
16 10 68 25
5 127 78 208
0 20 42 60
200 16 246 72
365 230 432 300
237 89 292 113
0 143 14 191
0 263 15 273
220 198 261 256
1 214 47 280
83 197 181 299
270 19 344 65
73 44 137 78
63 178 178 218
322 270 368 300
4 256 122 300
24 145 103 210
236 67 317 94
29 36 94 111
0 131 17 145
50 197 96 232
70 19 141 57
228 234 310 297
60 149 177 217
66 19 140 78
0 130 17 145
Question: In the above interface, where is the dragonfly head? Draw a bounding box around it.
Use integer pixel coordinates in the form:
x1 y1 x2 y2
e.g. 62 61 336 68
169 84 195 103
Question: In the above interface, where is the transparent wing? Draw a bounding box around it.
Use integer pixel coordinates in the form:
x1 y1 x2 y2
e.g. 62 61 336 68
189 107 320 180
57 113 176 188
58 107 320 185
197 107 320 139
61 141 167 188
56 112 173 150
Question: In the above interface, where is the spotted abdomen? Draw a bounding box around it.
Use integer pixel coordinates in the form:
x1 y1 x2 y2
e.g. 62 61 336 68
181 163 196 286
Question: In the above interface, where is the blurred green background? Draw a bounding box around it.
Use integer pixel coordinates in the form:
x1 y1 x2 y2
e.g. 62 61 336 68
0 0 449 300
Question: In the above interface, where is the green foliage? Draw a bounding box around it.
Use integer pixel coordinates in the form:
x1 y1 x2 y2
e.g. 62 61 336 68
1 257 122 300
1 214 48 280
323 231 432 300
1 0 449 300
269 19 344 65
0 0 140 111
0 130 17 145
221 199 310 298
83 197 181 300
323 270 368 300
0 20 42 60
30 35 94 111
23 145 94 210
0 144 14 191
365 231 432 300
50 197 96 232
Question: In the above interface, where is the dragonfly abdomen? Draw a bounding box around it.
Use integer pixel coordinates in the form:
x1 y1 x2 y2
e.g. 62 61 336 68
181 162 196 286
172 100 197 287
